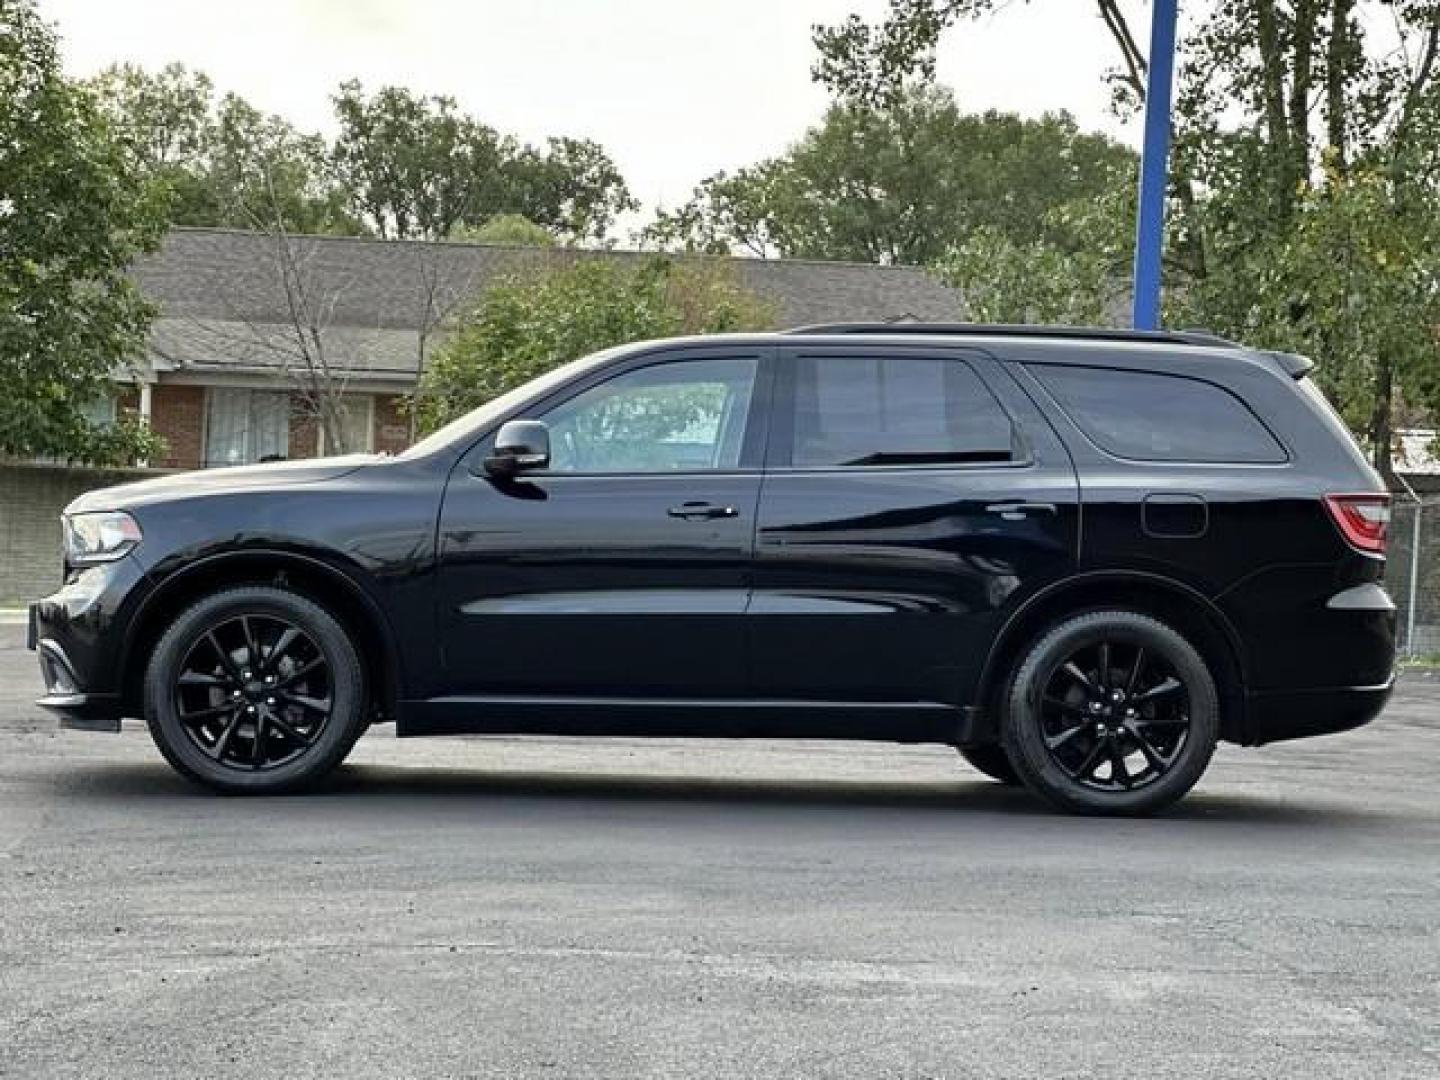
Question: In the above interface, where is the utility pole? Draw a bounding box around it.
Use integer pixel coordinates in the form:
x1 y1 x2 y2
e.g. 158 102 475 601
1131 0 1179 330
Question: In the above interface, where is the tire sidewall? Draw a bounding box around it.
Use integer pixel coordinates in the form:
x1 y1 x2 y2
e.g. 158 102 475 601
144 587 365 794
1002 610 1219 816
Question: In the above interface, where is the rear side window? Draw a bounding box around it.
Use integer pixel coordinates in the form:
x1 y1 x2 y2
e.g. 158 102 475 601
1031 365 1285 464
789 354 1016 467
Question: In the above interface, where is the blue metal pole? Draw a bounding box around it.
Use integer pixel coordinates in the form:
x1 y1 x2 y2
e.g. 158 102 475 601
1131 0 1179 330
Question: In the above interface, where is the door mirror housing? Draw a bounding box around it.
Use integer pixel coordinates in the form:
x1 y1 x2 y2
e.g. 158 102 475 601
484 419 551 476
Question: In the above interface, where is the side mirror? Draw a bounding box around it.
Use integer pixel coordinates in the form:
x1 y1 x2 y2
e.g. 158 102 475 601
483 419 550 477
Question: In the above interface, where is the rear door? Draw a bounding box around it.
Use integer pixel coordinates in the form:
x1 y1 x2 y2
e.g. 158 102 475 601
749 344 1079 708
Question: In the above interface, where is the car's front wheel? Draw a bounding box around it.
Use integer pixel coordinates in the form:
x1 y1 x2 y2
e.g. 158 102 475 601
1001 610 1219 816
144 586 367 793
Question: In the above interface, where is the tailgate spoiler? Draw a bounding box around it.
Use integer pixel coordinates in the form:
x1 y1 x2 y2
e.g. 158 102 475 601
1265 350 1315 379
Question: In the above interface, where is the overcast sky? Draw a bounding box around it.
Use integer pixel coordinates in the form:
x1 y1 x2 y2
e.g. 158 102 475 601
40 0 1143 225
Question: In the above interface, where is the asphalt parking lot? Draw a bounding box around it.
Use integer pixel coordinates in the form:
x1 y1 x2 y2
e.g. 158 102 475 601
1 621 1437 1079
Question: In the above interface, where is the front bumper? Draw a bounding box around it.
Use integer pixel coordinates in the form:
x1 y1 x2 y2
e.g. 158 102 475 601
29 556 150 732
1244 674 1395 745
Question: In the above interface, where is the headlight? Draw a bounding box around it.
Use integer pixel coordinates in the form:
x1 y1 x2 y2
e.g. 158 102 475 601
63 511 143 565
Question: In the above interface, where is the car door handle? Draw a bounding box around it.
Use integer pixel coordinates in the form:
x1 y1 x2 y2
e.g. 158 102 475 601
984 501 1058 520
667 501 739 521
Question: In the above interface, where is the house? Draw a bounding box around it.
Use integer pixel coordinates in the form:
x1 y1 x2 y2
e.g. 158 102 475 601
110 228 966 471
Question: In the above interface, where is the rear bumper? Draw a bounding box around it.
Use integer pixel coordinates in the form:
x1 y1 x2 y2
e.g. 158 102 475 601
1244 675 1394 745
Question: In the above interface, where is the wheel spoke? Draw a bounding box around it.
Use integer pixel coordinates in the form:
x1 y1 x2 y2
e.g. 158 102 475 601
263 627 301 674
1070 739 1106 780
240 616 262 674
1061 661 1097 693
1109 744 1132 788
267 712 315 746
1042 694 1090 716
1134 676 1182 703
211 712 243 761
1045 723 1088 751
1097 642 1111 687
177 671 225 688
274 657 324 690
250 714 267 769
178 702 239 724
1125 647 1146 695
1130 726 1174 773
205 631 244 684
280 691 331 715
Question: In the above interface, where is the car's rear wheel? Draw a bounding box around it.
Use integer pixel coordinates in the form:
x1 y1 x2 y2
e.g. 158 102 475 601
958 744 1020 785
1001 610 1219 816
144 586 366 793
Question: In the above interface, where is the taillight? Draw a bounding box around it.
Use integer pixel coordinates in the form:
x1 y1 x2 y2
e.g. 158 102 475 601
1323 493 1390 555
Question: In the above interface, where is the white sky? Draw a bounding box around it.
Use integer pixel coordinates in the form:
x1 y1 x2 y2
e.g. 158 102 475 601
40 0 1144 225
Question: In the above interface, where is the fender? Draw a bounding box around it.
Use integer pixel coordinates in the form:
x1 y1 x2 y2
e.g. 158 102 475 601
973 568 1249 719
121 545 405 702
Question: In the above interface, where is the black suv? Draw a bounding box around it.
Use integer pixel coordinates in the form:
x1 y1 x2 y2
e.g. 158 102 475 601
30 324 1396 814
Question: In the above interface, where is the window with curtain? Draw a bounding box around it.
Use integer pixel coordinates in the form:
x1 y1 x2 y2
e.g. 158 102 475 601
205 389 290 467
319 395 374 455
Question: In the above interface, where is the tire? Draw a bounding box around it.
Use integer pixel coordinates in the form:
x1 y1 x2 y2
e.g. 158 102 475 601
144 586 367 794
1001 610 1219 816
958 744 1020 786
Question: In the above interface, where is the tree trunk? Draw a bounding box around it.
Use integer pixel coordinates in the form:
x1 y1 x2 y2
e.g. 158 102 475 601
1326 0 1354 170
1370 352 1396 485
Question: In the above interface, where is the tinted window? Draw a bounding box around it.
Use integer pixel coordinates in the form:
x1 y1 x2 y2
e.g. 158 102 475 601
541 355 756 473
1032 365 1285 463
789 354 1015 467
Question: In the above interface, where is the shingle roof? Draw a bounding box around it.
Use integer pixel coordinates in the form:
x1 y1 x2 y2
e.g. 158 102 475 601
133 228 964 379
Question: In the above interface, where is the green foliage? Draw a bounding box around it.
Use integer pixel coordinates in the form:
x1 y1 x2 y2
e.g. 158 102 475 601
938 188 1133 325
823 0 1440 473
332 81 635 242
642 86 1135 265
0 0 166 464
451 213 556 247
87 63 360 235
416 258 777 431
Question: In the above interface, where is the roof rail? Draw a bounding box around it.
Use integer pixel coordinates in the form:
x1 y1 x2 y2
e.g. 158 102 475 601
783 322 1241 348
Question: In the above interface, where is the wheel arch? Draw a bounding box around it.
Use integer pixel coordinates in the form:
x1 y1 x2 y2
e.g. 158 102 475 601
120 549 402 722
972 571 1250 745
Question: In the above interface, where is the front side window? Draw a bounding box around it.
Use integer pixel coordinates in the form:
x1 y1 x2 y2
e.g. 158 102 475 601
788 354 1016 467
1031 365 1286 464
540 355 757 473
205 388 290 467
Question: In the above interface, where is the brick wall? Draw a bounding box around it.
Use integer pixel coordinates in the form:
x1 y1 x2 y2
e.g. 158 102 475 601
149 385 205 470
288 396 318 460
0 462 160 603
374 394 412 455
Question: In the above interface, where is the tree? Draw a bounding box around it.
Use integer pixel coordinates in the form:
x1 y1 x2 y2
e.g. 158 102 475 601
87 63 360 235
451 213 556 247
330 82 635 242
416 258 777 431
826 0 1440 474
0 0 165 465
641 87 1135 264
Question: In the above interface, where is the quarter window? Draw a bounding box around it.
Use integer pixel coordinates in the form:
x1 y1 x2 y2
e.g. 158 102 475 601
540 355 757 473
788 354 1016 467
1031 365 1285 463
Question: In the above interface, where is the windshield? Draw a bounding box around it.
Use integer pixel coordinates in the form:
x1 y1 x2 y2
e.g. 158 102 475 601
398 344 633 461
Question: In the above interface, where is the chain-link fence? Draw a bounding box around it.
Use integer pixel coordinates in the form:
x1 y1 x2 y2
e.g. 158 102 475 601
1389 496 1440 657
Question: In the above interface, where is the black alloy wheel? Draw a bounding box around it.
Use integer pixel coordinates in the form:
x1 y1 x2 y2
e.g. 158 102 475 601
1002 610 1219 816
1035 639 1190 793
171 613 333 771
145 586 366 793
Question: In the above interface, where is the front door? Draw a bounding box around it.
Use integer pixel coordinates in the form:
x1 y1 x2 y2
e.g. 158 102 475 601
750 345 1079 709
434 347 771 699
